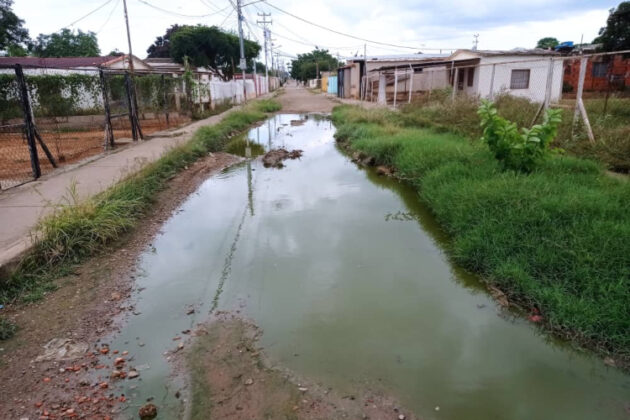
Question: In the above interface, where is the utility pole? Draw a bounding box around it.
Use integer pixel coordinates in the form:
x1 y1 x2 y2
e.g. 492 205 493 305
257 12 272 91
236 0 247 101
122 0 134 73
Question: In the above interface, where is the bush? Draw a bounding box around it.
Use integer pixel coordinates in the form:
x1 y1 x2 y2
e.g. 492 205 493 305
478 100 563 172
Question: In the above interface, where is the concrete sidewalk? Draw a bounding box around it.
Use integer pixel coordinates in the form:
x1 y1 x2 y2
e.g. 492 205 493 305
0 104 249 270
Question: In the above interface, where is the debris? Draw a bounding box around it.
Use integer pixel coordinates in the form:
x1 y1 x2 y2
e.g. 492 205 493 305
110 292 122 301
114 357 125 366
604 357 616 367
127 370 140 379
186 308 195 315
435 406 440 411
290 119 305 126
375 165 392 176
528 314 543 323
398 415 406 420
35 338 89 362
138 403 158 419
262 148 303 168
244 378 254 386
489 286 509 307
298 387 308 393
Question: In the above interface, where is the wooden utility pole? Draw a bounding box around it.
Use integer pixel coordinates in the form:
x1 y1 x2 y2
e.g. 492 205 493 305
122 0 134 73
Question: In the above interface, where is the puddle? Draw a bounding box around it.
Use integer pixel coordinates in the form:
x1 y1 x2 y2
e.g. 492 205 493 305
107 114 630 420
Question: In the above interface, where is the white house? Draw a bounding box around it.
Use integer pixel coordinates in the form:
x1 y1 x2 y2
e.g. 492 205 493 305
447 49 564 104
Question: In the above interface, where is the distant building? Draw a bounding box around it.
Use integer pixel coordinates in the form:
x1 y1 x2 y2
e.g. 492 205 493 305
563 54 630 94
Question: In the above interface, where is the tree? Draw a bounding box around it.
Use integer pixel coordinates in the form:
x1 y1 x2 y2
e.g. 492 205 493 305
0 0 30 54
536 37 559 49
33 29 100 57
290 49 339 82
146 24 182 58
594 1 630 51
170 25 261 80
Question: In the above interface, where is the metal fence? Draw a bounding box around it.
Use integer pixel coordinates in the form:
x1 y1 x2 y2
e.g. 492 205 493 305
0 65 191 190
362 50 630 144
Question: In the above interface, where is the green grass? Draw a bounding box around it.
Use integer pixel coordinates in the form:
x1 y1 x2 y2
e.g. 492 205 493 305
333 104 630 360
398 92 630 172
0 99 281 307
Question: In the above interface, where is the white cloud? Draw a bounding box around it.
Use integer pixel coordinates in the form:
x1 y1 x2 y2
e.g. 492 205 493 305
13 0 613 62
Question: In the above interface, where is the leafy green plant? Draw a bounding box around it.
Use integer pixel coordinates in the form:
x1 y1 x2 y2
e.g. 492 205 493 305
478 100 562 172
0 317 17 340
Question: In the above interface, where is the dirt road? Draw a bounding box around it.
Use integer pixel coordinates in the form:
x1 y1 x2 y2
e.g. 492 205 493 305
276 85 338 113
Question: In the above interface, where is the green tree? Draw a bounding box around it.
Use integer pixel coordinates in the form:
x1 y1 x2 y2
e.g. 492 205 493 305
33 29 100 57
536 37 559 49
170 25 261 80
290 49 339 82
0 0 30 54
146 24 182 58
594 1 630 51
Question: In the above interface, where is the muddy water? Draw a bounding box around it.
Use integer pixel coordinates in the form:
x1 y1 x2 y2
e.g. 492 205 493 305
109 114 630 420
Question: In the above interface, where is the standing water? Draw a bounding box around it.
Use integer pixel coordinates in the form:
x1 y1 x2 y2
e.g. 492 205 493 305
108 114 629 420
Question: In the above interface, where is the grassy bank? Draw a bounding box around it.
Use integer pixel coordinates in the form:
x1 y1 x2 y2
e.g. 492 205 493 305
332 105 630 361
396 91 630 173
0 98 281 308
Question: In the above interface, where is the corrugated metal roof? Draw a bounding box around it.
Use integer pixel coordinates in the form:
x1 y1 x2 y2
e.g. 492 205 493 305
346 53 449 62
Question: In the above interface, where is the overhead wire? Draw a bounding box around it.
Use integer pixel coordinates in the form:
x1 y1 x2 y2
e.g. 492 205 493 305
263 1 458 52
57 0 115 32
136 0 230 18
97 0 121 34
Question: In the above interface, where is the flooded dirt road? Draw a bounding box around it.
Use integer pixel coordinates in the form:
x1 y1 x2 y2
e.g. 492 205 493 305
105 112 629 420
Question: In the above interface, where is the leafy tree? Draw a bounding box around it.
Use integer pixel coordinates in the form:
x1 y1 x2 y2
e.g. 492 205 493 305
478 100 562 172
33 29 100 57
536 37 559 49
594 1 630 51
146 24 182 58
0 0 30 54
108 49 124 57
290 49 339 82
170 25 261 80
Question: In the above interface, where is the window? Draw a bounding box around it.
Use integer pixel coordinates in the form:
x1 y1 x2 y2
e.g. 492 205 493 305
467 67 475 87
592 62 608 78
510 69 530 89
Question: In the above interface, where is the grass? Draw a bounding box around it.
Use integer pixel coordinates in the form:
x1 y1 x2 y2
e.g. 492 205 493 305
0 98 281 309
397 91 630 173
333 104 630 361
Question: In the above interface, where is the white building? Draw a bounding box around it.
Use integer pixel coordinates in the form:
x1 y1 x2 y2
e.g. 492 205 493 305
448 49 564 104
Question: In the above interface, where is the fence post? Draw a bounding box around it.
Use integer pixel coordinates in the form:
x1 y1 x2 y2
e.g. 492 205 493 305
99 70 115 149
393 70 399 107
161 74 170 127
124 72 137 141
572 56 595 144
378 73 386 105
408 64 413 104
488 64 496 101
451 67 458 102
543 57 554 109
14 64 41 179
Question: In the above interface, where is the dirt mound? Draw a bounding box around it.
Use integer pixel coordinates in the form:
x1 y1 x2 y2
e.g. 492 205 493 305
185 315 421 420
262 148 303 168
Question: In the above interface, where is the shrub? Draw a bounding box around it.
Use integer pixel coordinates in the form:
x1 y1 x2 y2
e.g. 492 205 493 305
478 100 563 172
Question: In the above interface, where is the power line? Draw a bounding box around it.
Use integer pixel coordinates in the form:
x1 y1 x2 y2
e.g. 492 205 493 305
97 0 121 34
264 1 455 52
136 0 230 18
219 7 235 27
58 0 115 31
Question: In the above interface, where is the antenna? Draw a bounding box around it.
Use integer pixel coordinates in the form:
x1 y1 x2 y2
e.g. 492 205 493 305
472 34 479 51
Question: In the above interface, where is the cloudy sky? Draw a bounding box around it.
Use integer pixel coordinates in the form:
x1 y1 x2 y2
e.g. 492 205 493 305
15 0 615 66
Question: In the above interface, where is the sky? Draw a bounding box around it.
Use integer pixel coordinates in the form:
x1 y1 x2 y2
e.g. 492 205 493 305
14 0 616 67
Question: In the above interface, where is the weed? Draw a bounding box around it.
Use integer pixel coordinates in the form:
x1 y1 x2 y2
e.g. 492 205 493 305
333 104 630 360
0 317 17 340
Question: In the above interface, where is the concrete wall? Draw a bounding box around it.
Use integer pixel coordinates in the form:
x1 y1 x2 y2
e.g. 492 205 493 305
474 56 564 103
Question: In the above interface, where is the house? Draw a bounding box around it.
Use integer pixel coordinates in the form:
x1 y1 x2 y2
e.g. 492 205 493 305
563 53 630 94
446 49 564 103
0 54 151 75
369 49 565 105
337 53 450 99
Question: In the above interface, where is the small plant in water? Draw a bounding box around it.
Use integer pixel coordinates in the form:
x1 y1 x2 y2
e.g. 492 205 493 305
478 100 562 172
